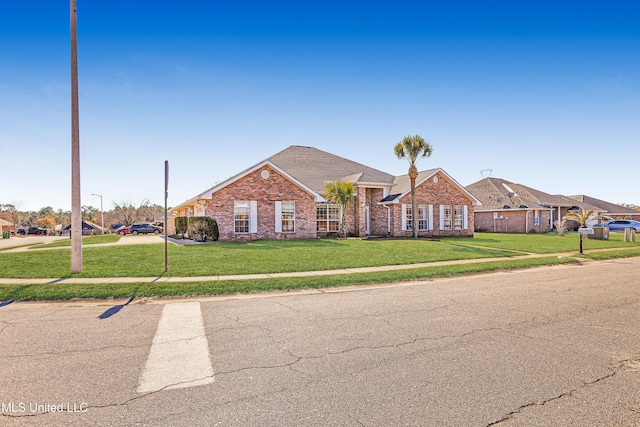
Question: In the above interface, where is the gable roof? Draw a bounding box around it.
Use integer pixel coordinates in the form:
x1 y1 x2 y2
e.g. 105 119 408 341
268 146 396 193
382 168 481 205
0 218 13 227
569 195 640 216
173 146 397 211
466 178 574 211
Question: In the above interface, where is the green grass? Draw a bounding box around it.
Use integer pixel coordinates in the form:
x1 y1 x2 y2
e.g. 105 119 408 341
0 256 578 301
0 238 520 278
448 231 639 254
1 232 638 301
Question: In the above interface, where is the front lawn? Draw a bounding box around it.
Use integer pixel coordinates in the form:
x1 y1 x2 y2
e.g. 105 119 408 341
447 231 639 254
0 238 518 278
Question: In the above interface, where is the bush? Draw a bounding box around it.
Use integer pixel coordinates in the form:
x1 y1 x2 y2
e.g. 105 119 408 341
188 217 219 242
554 219 567 236
175 217 189 239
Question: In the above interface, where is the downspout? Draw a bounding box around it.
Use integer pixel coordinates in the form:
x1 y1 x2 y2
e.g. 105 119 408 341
525 211 529 233
384 205 391 237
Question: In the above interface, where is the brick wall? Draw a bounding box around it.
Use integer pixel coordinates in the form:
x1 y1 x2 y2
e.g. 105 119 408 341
474 209 554 233
205 166 317 242
390 172 475 237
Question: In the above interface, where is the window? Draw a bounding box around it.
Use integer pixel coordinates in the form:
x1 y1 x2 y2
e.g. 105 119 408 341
317 204 340 232
418 206 429 231
276 201 295 233
234 201 250 233
454 205 464 230
403 204 432 231
405 205 414 230
533 210 541 226
442 205 453 230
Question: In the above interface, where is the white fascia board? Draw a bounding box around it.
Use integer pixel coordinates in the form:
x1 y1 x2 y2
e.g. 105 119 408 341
474 208 532 212
355 182 394 188
396 168 483 206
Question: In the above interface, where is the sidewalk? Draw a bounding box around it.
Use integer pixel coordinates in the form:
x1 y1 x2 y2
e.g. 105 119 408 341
1 236 634 286
0 251 591 286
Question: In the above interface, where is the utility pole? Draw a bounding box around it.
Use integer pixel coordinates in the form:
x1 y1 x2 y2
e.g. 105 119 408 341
71 0 82 272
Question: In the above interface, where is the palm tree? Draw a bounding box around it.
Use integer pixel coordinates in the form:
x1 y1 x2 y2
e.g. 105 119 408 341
563 208 597 254
394 135 433 238
323 180 356 238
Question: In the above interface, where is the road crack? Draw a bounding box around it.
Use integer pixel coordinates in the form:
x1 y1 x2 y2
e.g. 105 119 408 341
485 358 632 426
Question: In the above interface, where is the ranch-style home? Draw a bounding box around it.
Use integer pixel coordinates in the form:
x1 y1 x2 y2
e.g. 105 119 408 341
465 177 605 233
171 145 481 242
465 177 638 233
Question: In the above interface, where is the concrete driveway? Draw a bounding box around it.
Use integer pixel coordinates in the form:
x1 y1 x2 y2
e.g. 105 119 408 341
0 235 67 250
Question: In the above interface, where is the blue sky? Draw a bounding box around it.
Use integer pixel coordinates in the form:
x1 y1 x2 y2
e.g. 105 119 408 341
1 1 639 212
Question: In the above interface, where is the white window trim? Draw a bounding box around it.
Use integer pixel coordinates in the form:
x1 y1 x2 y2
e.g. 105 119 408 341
275 201 295 233
428 205 434 231
275 201 282 233
463 205 469 230
402 204 408 231
249 201 257 233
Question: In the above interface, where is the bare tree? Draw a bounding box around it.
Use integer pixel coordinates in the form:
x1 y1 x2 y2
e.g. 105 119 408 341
0 204 26 235
113 199 153 226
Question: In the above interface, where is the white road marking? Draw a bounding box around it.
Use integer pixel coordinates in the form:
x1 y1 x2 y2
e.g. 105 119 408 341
137 302 214 393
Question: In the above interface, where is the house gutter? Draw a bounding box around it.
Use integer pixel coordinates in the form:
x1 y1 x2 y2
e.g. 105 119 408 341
383 204 391 237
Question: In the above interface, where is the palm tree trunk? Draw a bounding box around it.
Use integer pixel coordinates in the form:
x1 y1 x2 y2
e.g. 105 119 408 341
409 166 418 238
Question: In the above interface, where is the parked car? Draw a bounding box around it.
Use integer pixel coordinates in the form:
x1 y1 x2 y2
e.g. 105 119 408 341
18 226 46 235
593 220 640 232
115 226 130 235
587 215 614 227
129 223 162 235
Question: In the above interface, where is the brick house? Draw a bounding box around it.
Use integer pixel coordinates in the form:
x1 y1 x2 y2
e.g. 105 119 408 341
466 177 606 233
171 146 480 241
568 195 640 221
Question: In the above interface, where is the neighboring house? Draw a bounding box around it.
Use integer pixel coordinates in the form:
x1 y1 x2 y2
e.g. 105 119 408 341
0 218 14 235
466 177 605 233
62 220 105 236
568 195 640 221
172 146 480 242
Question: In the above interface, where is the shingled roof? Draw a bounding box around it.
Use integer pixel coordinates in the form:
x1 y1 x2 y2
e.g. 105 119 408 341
268 146 396 194
466 178 573 210
569 195 640 216
381 169 481 205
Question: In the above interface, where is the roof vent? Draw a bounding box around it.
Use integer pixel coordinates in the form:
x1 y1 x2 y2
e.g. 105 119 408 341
503 205 511 209
519 205 528 209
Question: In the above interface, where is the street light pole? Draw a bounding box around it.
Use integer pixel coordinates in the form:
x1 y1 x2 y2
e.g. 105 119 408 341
92 193 104 234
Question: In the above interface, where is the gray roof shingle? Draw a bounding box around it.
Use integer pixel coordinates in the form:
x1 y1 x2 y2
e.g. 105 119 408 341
268 146 396 194
466 178 574 210
569 195 640 215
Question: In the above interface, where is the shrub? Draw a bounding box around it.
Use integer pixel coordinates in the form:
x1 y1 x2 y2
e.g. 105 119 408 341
188 217 219 242
554 219 567 236
175 217 189 239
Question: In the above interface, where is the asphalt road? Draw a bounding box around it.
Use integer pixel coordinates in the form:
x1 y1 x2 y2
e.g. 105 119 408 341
1 258 640 426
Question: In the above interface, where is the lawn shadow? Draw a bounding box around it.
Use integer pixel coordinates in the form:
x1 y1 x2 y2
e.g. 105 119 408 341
98 296 135 319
